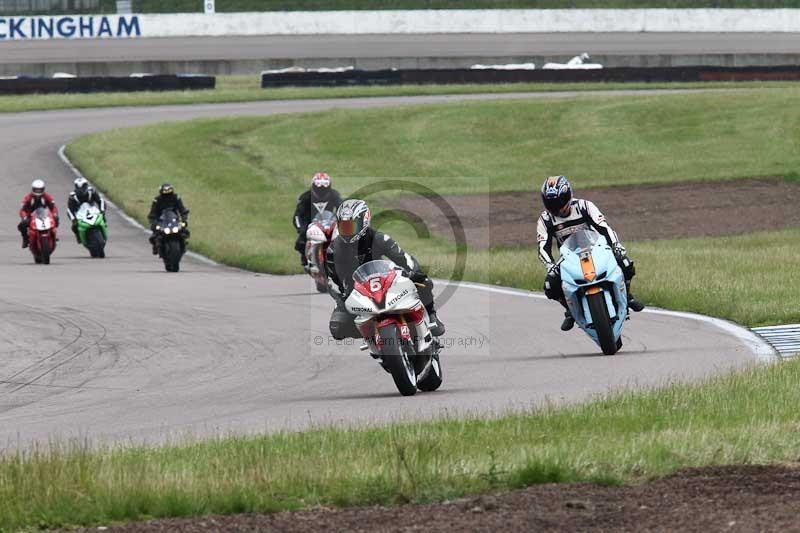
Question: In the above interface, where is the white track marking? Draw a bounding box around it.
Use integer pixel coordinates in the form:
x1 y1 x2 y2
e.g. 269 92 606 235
439 280 778 362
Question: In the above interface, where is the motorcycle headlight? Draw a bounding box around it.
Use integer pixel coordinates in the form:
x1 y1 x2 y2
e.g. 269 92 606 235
164 227 172 234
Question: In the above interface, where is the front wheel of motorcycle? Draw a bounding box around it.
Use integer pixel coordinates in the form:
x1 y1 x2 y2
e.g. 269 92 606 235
40 235 52 265
587 291 618 355
88 228 106 258
417 352 443 392
378 324 417 396
163 239 182 273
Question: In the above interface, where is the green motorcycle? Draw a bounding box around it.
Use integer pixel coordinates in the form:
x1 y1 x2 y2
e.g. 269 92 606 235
75 202 108 258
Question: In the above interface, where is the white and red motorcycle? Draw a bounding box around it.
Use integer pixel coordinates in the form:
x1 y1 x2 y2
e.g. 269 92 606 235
345 259 443 396
305 211 337 293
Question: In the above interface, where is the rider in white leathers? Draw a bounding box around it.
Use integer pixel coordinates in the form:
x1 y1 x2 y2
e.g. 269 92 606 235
537 175 644 331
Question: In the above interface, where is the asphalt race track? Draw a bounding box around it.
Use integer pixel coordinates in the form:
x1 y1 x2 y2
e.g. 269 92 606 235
2 33 800 63
0 92 773 448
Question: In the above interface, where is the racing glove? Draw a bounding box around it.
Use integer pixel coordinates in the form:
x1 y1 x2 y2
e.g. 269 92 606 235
612 243 627 258
406 270 428 284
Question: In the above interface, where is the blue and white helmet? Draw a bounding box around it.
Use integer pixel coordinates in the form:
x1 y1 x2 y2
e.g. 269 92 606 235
336 199 371 244
541 175 573 216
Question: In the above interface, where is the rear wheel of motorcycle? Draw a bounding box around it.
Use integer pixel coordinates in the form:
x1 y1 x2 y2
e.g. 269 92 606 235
588 291 618 355
40 236 51 265
378 324 417 396
417 352 443 392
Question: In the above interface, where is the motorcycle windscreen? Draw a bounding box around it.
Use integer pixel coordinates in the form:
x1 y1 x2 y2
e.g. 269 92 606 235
77 203 100 223
312 210 337 226
33 206 51 221
353 260 396 284
562 229 600 254
158 208 181 229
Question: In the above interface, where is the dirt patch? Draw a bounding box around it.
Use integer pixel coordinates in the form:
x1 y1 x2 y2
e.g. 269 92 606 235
74 464 800 532
393 178 800 248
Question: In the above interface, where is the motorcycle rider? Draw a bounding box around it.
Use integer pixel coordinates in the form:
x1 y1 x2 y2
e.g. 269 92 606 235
537 175 645 332
293 172 343 270
148 183 189 255
18 179 59 248
325 199 445 340
67 177 106 244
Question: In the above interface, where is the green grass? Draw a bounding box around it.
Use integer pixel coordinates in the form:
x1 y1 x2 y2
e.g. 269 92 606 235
67 89 800 326
2 358 799 531
42 0 800 14
0 77 795 114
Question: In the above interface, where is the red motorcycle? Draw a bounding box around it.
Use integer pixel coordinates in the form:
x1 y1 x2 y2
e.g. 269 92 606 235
28 207 57 264
304 210 337 293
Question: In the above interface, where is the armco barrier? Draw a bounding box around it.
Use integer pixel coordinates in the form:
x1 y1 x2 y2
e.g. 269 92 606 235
0 74 215 94
261 66 800 87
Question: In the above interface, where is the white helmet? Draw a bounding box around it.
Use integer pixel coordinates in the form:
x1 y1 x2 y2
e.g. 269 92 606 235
31 179 45 197
74 177 89 195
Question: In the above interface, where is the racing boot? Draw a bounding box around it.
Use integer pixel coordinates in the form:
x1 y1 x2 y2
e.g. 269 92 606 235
427 309 445 337
560 310 575 331
625 281 645 312
628 296 645 312
149 234 158 255
21 236 28 249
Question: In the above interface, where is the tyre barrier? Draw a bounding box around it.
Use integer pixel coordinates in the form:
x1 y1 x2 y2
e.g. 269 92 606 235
261 65 800 88
0 74 215 95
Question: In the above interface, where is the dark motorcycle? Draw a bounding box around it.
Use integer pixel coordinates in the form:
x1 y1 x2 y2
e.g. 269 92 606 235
154 208 187 272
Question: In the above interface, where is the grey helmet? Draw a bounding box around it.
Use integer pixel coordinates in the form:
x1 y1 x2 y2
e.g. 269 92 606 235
336 199 372 244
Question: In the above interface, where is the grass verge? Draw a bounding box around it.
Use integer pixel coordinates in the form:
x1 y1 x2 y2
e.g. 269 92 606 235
2 359 799 531
0 77 796 114
67 89 800 325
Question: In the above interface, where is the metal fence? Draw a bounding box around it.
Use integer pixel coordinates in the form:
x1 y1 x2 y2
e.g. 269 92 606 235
0 0 100 13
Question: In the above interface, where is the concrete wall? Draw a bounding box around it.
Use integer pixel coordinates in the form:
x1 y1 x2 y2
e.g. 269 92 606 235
3 10 800 41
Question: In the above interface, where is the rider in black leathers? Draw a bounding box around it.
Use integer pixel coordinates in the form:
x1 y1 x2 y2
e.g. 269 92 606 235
293 172 342 269
324 199 445 340
67 177 106 244
148 183 189 254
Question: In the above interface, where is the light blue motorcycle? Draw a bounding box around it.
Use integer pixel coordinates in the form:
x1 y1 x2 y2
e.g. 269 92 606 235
559 229 628 355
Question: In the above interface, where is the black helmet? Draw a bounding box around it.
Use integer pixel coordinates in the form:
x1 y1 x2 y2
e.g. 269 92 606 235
336 199 371 244
541 175 573 217
159 183 175 196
